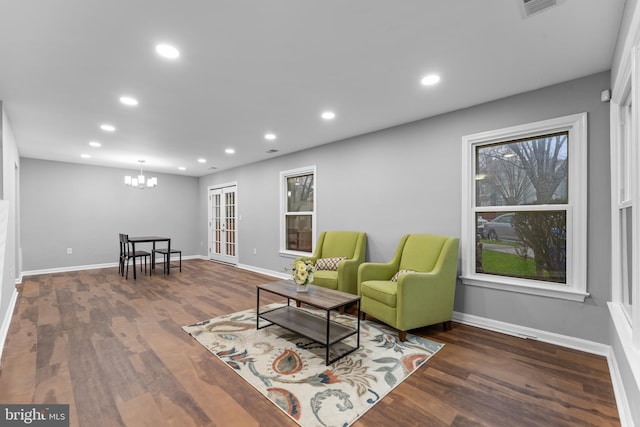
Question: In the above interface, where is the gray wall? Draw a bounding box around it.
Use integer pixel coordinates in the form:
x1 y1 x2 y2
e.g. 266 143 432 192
199 71 612 345
20 158 200 271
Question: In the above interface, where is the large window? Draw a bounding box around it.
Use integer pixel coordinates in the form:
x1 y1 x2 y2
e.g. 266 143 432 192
280 166 316 255
611 62 639 348
461 114 588 301
615 90 634 323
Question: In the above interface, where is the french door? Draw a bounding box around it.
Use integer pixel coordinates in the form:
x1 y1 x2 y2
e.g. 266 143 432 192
208 184 238 264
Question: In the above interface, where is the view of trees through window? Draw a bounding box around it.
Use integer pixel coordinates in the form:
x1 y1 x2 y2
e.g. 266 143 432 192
475 132 568 283
285 173 314 252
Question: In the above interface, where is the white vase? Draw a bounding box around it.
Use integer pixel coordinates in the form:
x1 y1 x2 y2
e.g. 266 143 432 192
296 282 309 292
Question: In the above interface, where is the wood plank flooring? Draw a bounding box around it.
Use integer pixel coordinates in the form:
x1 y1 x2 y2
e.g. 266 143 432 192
0 260 620 426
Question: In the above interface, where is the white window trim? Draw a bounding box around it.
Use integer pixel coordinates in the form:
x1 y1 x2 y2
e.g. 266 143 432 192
279 165 316 258
461 113 589 302
611 41 640 349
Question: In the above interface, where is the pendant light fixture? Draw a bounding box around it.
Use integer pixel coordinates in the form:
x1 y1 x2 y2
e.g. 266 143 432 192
124 160 157 189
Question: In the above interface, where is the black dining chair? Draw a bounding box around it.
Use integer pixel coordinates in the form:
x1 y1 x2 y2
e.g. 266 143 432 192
118 233 126 276
153 246 182 274
121 234 150 279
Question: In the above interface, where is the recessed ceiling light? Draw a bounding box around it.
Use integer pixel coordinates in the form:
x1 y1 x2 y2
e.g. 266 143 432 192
81 154 91 159
119 96 138 106
88 141 101 147
197 158 206 163
225 148 235 154
321 111 336 120
156 44 180 59
265 133 276 141
100 124 116 132
178 166 186 171
420 74 441 86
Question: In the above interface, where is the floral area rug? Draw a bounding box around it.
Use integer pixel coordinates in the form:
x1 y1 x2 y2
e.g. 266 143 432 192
183 303 444 427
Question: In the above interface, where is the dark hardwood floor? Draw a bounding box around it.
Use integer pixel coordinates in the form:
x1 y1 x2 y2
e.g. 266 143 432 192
0 259 620 426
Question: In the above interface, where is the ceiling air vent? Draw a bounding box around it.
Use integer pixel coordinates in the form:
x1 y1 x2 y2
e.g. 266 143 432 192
520 0 563 18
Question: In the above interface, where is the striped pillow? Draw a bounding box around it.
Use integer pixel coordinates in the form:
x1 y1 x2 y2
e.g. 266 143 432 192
391 269 415 282
315 257 346 271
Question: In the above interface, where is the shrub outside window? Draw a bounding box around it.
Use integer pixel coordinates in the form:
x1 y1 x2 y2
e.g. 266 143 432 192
462 114 588 301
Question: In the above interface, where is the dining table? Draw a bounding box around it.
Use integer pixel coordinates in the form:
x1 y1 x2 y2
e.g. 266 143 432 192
127 236 171 279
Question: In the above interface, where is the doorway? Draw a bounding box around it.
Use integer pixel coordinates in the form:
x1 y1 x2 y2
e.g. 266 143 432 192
208 183 238 265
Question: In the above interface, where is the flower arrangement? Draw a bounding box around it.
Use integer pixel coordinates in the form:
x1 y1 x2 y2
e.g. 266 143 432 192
291 259 315 288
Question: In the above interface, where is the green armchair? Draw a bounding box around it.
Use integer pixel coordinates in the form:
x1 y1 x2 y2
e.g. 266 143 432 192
358 234 459 341
296 231 367 295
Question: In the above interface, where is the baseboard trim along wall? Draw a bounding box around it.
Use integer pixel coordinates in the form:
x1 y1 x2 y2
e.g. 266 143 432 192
19 255 202 280
0 288 18 368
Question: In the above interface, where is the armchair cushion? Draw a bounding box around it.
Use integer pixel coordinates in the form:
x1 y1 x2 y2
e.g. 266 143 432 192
315 257 346 271
360 281 397 307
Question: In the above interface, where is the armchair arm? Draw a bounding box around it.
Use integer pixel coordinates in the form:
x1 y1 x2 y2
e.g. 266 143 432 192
396 272 454 329
337 258 362 294
336 232 367 294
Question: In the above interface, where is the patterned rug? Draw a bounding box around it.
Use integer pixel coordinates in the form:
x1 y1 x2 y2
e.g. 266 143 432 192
183 304 444 427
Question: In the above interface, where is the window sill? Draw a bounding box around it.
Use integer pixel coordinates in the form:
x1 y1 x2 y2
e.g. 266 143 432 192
279 250 312 259
460 274 589 302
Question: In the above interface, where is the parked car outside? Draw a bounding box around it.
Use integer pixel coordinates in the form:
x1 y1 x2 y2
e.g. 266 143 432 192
483 213 519 241
476 216 488 236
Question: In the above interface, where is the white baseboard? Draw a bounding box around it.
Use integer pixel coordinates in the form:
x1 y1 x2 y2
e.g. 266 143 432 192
21 255 202 278
452 310 610 356
606 345 635 427
0 288 18 368
237 263 288 280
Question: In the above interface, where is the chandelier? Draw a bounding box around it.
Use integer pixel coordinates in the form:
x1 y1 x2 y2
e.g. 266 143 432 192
124 160 157 189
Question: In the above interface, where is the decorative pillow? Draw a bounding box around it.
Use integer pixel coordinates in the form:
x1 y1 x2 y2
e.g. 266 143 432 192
315 257 346 271
391 269 416 282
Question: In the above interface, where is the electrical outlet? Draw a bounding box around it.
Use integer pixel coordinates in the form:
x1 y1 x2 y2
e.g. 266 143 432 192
253 248 257 255
66 248 72 255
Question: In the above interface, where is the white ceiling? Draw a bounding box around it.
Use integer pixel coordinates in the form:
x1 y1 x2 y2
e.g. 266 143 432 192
0 0 626 177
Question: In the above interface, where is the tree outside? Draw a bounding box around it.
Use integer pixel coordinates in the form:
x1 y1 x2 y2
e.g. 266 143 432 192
476 132 568 283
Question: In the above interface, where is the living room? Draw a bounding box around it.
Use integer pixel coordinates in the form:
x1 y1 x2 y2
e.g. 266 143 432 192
1 1 639 426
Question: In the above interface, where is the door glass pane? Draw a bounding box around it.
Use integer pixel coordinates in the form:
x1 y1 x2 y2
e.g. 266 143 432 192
225 191 236 257
476 132 568 206
286 215 312 252
214 193 221 254
476 210 566 283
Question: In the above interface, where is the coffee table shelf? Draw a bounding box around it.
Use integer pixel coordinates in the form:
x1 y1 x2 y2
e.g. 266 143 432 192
259 306 356 345
256 280 361 365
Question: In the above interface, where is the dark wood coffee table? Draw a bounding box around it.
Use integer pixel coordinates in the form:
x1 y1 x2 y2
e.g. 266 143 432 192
256 280 361 365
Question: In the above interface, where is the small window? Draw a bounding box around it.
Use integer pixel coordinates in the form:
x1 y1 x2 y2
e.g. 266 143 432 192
280 166 316 256
462 113 588 301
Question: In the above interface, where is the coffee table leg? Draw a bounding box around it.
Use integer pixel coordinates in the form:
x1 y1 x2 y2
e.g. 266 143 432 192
356 299 360 350
326 310 331 365
256 288 260 329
